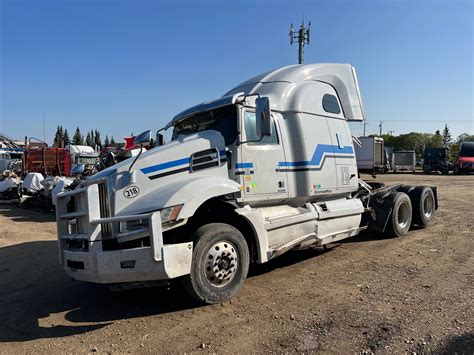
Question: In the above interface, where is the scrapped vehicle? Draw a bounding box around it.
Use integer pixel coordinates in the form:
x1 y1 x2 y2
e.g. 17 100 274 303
0 171 21 200
65 145 100 175
454 141 474 174
423 147 451 174
55 64 438 304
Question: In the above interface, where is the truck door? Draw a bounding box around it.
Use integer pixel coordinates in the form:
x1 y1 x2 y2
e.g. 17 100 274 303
238 110 288 199
321 86 358 191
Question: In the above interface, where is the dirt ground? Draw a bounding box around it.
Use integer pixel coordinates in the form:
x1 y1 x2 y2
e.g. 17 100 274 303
0 174 473 354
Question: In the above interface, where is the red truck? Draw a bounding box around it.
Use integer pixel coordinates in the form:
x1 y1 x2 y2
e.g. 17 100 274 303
23 147 71 177
454 142 474 174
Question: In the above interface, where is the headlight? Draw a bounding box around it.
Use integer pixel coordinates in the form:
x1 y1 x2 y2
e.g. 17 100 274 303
160 204 183 224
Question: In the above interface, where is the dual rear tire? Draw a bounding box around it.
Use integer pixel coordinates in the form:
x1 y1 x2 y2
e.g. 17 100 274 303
386 187 436 237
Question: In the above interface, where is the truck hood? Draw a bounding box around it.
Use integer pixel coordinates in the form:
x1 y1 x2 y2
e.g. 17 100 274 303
457 156 474 163
90 130 239 217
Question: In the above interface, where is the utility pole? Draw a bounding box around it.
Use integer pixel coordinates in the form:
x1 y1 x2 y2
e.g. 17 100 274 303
387 130 395 136
379 121 383 136
289 19 311 64
363 121 367 136
43 113 46 143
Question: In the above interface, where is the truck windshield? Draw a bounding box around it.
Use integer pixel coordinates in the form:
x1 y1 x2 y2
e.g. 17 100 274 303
78 155 99 165
172 105 237 145
459 144 474 157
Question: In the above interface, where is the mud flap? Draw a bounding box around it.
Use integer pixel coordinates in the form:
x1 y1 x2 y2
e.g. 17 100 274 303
369 193 394 233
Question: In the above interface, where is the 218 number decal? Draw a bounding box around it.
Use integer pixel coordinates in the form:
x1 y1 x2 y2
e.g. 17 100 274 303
123 185 140 198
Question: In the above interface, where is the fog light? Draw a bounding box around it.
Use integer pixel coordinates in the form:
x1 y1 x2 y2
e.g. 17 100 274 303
120 260 136 269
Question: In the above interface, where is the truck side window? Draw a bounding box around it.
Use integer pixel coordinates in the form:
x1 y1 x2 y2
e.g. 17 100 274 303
322 94 341 114
244 111 279 145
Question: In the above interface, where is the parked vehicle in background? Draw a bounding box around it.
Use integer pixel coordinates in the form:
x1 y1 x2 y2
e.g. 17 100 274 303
24 147 71 176
65 145 100 175
385 145 393 171
454 141 474 174
393 151 416 173
354 136 388 174
423 147 450 174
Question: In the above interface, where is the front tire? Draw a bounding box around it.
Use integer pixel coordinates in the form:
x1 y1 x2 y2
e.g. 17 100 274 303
182 223 249 304
387 192 412 237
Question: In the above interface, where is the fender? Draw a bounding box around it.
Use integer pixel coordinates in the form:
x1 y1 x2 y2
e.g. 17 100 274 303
117 175 242 219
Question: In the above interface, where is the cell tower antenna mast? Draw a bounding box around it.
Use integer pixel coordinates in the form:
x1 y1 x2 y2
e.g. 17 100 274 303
289 19 311 64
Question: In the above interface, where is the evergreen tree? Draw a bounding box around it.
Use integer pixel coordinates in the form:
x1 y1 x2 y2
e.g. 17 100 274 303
72 127 83 145
85 132 92 147
53 126 62 147
90 130 95 147
94 130 101 148
63 129 70 145
110 136 116 146
104 135 110 147
442 124 452 148
432 130 443 148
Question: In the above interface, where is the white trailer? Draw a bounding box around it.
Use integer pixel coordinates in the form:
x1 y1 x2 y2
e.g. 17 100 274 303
354 136 386 173
393 150 416 173
55 64 438 304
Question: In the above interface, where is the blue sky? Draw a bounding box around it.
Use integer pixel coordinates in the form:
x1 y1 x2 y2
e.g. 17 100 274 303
1 0 472 144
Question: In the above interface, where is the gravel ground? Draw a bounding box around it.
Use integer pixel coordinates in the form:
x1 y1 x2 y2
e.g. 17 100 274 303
0 173 473 353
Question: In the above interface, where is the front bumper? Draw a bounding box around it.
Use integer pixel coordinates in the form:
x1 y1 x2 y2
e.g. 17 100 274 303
56 183 193 284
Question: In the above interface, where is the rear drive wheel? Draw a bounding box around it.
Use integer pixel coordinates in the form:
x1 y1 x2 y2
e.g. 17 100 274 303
182 223 249 304
412 187 436 227
387 192 412 237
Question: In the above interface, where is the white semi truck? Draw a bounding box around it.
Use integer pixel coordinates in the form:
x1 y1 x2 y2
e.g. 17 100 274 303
56 64 438 303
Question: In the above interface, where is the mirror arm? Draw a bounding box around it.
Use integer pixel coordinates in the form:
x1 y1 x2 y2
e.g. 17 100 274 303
128 144 144 174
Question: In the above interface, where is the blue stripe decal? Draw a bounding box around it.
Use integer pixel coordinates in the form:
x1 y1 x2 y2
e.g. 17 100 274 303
278 144 353 167
141 157 190 174
235 162 254 169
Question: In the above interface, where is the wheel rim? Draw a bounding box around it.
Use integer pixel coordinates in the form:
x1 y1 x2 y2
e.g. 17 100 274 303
423 194 434 219
397 202 410 229
205 241 238 287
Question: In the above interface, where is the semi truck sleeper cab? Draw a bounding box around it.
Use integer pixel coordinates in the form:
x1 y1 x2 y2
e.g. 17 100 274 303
56 64 438 304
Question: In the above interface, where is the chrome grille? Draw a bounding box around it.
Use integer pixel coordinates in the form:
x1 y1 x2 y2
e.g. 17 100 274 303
98 182 113 238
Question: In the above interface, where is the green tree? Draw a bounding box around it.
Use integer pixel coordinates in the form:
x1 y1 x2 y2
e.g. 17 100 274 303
72 127 83 145
110 136 116 146
442 124 452 148
456 133 474 143
94 130 101 148
63 129 70 145
85 132 92 147
53 126 63 147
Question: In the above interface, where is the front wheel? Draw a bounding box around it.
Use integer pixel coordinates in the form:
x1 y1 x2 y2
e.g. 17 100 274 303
182 223 249 304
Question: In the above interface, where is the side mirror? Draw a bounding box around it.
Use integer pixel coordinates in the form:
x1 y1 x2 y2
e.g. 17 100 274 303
134 130 151 146
156 133 165 147
255 97 271 137
70 164 85 176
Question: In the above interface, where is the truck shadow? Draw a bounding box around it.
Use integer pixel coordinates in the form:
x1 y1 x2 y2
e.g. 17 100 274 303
0 206 55 223
0 239 331 342
434 332 474 354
